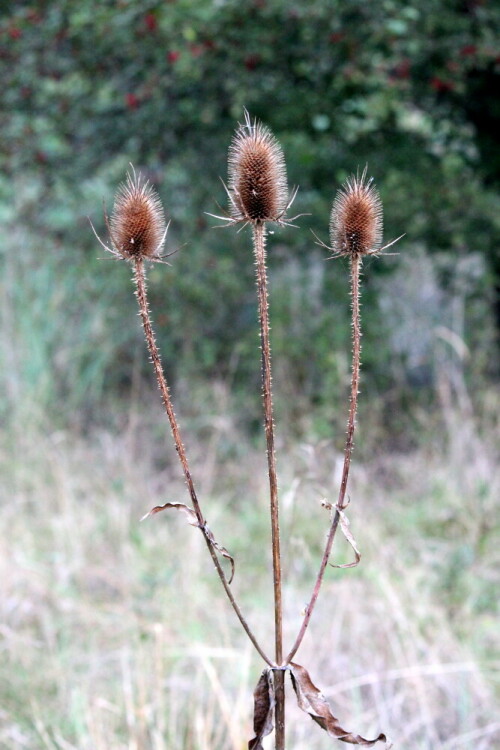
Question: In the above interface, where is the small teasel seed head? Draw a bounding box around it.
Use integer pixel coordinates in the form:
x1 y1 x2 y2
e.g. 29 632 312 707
228 111 288 224
329 167 383 257
109 167 166 260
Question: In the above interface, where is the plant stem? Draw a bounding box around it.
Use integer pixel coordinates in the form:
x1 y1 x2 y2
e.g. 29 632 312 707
252 222 285 748
133 257 272 667
286 254 362 664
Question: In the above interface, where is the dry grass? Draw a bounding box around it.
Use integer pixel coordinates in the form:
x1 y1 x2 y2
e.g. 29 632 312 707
1 392 498 749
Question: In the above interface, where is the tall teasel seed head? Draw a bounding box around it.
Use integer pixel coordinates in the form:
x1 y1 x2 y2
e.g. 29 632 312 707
329 167 383 257
228 111 289 224
109 167 167 260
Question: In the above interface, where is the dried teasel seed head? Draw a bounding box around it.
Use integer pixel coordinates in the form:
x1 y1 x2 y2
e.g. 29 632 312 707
329 167 383 257
109 167 166 260
228 111 289 224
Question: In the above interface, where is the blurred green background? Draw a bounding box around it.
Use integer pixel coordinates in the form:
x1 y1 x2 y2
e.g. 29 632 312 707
1 2 499 748
1 0 498 433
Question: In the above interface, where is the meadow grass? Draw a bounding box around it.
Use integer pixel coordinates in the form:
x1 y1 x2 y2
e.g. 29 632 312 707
0 389 498 749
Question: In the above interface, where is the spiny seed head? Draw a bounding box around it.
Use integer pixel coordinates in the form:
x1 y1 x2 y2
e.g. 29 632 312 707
329 167 383 257
228 111 288 224
109 168 166 260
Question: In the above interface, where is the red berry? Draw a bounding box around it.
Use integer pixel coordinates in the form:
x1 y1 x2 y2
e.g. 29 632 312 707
125 93 139 109
460 45 477 57
144 13 157 32
430 77 454 92
244 54 261 71
167 50 180 63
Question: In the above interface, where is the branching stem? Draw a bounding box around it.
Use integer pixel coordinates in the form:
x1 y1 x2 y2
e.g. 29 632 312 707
133 257 272 667
286 254 362 664
252 222 285 749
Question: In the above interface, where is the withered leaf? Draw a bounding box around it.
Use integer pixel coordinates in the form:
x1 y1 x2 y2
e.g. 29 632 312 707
248 669 275 750
330 505 361 569
141 501 199 525
290 663 387 746
202 522 235 584
141 502 235 583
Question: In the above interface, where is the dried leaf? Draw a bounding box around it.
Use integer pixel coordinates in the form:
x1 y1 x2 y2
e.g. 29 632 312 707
330 504 361 569
248 669 275 750
290 663 387 746
203 522 236 584
141 502 235 583
140 501 199 525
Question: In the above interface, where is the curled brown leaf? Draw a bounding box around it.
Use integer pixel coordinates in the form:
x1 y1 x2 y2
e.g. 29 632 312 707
141 502 235 583
141 501 199 525
330 504 361 569
202 522 235 584
290 663 387 746
248 669 275 750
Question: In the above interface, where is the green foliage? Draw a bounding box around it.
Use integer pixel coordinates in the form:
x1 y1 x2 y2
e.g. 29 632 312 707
1 0 498 424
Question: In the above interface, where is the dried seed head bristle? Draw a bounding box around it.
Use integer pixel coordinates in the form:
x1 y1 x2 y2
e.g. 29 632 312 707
110 169 166 259
228 112 288 223
329 168 383 257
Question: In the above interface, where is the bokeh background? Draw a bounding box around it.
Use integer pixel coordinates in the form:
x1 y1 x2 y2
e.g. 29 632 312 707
1 1 499 748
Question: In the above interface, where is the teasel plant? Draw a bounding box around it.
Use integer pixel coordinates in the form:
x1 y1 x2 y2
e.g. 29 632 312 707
92 115 397 748
208 114 393 749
